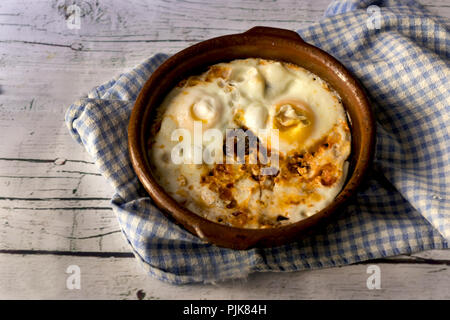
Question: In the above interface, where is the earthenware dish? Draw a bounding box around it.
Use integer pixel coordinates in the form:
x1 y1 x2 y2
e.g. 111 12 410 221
128 26 375 250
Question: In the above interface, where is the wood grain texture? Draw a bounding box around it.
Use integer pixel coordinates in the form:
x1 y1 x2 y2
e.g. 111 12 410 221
0 0 449 299
0 254 449 300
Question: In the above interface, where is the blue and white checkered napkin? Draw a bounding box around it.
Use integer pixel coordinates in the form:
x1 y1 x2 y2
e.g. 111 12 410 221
66 0 449 284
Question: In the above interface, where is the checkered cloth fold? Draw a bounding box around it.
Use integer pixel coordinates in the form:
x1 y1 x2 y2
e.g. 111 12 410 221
66 0 449 284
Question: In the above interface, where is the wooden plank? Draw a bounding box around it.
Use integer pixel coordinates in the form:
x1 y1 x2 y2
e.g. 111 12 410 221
0 159 112 198
0 254 448 299
0 208 130 253
0 0 446 47
0 0 330 42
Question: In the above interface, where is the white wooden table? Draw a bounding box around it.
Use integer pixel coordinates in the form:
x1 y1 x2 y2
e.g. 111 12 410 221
0 0 449 299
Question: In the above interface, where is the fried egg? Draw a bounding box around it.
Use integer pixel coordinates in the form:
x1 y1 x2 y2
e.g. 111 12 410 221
149 58 351 229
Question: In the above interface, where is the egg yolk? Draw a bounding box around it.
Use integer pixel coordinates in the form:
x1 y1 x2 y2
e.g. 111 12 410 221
273 100 315 148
